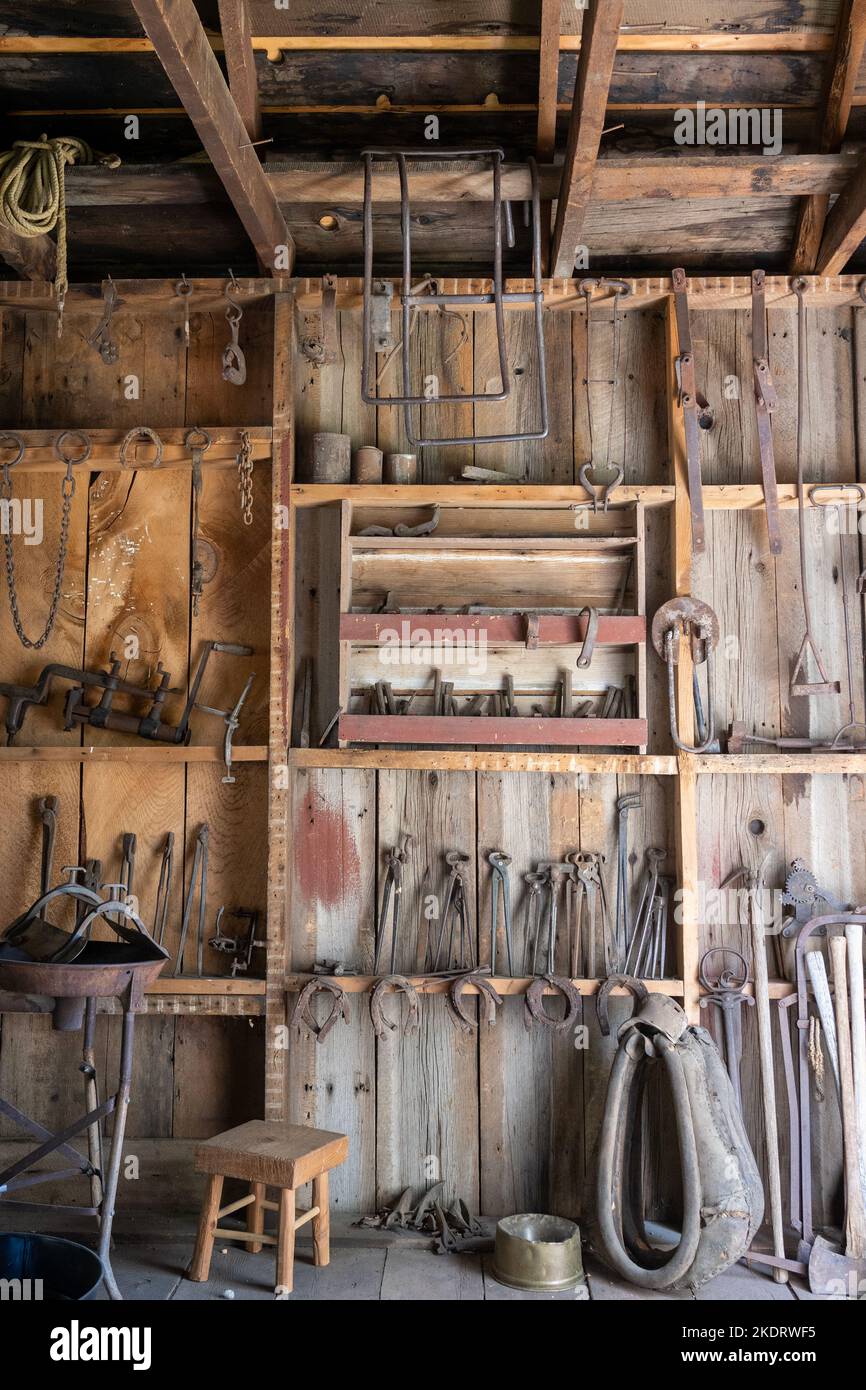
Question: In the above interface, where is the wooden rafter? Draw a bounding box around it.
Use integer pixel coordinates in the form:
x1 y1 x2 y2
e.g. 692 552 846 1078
815 147 866 271
536 0 560 275
218 0 262 143
130 0 292 273
791 0 866 272
549 0 624 278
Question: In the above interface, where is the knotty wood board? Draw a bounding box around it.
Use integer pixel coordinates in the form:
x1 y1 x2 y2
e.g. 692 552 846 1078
286 767 377 1211
375 768 479 1208
0 299 273 1164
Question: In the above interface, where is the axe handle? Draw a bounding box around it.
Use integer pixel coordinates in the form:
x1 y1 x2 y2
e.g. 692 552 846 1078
830 936 866 1260
752 912 788 1282
806 951 841 1095
845 925 866 1215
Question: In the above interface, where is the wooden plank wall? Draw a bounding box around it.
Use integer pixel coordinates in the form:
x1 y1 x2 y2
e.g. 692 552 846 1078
0 298 273 1151
291 297 865 1224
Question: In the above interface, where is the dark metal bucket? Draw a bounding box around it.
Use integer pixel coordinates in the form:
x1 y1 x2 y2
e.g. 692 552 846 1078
0 1232 104 1300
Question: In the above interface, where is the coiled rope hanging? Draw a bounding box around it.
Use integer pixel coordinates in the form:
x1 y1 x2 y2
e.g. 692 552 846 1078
0 136 120 332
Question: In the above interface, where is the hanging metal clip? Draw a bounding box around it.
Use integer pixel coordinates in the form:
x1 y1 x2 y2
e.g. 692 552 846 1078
88 277 120 365
221 272 247 385
652 596 720 753
578 461 623 512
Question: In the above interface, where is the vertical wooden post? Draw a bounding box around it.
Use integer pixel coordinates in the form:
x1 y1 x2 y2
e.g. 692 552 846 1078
665 295 701 1022
265 290 294 1120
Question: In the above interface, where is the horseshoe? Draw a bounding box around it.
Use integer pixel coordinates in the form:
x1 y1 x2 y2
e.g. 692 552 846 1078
596 972 649 1038
369 974 421 1041
524 974 582 1033
448 971 502 1033
119 426 164 470
291 978 350 1043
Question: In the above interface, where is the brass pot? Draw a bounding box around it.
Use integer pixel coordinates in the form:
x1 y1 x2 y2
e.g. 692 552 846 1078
492 1214 585 1293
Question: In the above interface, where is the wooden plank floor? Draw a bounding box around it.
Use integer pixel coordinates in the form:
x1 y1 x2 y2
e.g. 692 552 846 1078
3 1211 826 1300
97 1241 821 1301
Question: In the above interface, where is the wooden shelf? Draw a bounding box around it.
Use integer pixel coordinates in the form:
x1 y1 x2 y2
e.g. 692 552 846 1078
294 483 671 507
339 713 647 748
286 973 684 997
290 748 676 773
0 745 269 764
148 977 265 995
0 427 272 471
693 753 866 773
341 614 645 645
292 481 861 512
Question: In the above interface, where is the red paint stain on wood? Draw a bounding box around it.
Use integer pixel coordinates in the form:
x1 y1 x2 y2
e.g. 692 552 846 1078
293 793 359 908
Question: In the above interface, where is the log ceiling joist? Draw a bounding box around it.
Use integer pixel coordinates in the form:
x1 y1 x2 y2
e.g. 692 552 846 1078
550 0 625 278
791 0 866 272
130 0 292 273
61 154 862 207
0 34 839 56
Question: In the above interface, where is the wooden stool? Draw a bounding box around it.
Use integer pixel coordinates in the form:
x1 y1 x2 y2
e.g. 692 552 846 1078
188 1120 348 1294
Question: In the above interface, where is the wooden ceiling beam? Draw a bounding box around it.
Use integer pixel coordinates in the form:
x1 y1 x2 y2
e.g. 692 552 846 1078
62 154 862 208
130 0 291 273
0 33 837 56
550 0 624 278
791 0 866 272
217 0 262 143
0 227 57 282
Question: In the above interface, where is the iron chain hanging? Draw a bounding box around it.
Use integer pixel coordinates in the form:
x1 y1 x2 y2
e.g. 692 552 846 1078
0 430 90 649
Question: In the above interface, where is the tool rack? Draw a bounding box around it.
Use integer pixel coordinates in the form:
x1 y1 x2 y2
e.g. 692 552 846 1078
277 274 866 1220
333 497 647 749
2 273 864 1223
0 278 279 1026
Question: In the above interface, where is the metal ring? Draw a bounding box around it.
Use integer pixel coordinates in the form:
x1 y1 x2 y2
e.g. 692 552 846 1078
0 431 26 468
54 429 92 467
791 275 809 296
119 426 164 470
185 426 212 454
698 946 749 993
808 483 866 505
